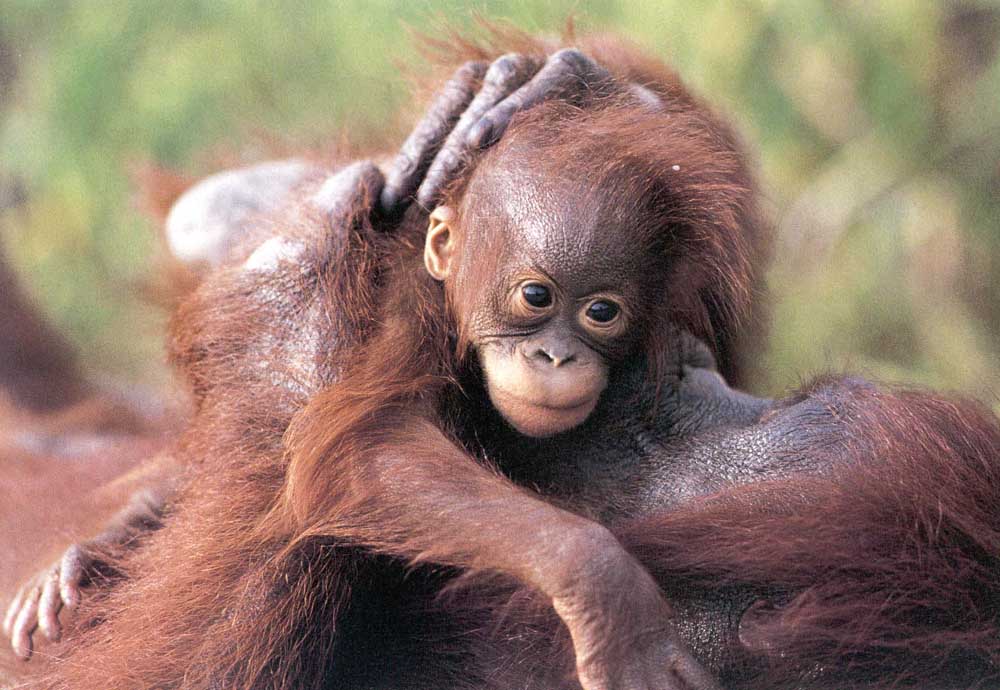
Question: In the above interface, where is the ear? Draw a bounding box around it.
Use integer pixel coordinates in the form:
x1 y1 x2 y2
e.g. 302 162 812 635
424 206 458 281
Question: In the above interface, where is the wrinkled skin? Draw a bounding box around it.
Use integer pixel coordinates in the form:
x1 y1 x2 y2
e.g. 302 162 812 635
324 348 766 689
430 150 661 438
379 48 616 215
424 174 636 438
330 344 999 689
295 106 726 688
8 160 992 689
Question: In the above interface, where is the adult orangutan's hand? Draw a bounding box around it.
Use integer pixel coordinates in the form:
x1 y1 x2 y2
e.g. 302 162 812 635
379 48 625 215
3 485 168 659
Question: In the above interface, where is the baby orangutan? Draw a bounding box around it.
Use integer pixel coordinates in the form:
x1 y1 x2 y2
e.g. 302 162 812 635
421 111 748 439
274 97 757 690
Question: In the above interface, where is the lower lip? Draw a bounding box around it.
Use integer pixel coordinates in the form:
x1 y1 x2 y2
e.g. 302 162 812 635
495 389 595 413
534 400 594 414
507 396 598 423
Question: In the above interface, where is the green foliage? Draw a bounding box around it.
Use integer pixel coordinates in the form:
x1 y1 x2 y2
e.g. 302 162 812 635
1 0 998 402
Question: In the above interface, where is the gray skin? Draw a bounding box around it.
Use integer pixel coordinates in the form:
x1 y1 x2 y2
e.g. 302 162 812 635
422 145 729 689
3 160 991 689
260 143 827 689
3 69 767 687
337 337 994 690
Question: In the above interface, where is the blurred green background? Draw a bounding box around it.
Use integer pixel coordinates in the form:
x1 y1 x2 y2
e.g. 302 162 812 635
1 0 998 401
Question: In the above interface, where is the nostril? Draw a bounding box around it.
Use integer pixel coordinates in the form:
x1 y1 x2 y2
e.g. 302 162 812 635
530 346 575 367
530 347 554 363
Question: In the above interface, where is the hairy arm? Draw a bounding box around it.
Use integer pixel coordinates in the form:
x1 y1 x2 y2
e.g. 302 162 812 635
284 405 719 690
281 267 719 690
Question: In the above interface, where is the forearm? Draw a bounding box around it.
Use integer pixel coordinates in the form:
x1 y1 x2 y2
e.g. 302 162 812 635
325 423 716 690
298 418 617 597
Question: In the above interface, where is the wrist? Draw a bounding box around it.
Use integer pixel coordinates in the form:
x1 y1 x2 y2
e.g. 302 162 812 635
541 521 631 602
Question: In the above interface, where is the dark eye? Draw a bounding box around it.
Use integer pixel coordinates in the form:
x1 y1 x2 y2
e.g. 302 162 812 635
521 283 552 308
585 300 619 323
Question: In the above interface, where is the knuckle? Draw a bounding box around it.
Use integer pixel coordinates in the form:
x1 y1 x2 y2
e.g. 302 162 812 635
456 60 487 80
391 153 415 177
466 117 493 147
486 53 527 84
495 99 521 119
40 603 58 628
550 47 589 70
433 146 461 171
63 548 86 573
13 628 30 656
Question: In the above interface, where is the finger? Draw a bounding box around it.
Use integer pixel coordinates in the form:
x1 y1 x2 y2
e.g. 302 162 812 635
11 587 39 660
37 568 63 642
415 53 538 209
379 60 487 216
311 161 385 227
3 584 28 637
60 544 89 609
467 48 613 149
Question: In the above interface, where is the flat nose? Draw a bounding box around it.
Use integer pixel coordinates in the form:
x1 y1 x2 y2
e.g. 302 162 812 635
525 341 577 367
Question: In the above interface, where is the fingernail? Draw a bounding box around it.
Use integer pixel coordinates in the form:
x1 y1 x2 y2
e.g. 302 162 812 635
62 587 79 609
378 187 399 214
416 186 435 209
467 119 494 149
13 638 30 660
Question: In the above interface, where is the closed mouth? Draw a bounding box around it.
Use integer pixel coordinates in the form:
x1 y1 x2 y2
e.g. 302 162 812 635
495 388 597 414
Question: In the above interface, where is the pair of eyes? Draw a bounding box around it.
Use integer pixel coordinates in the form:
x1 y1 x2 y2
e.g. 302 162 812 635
519 283 621 324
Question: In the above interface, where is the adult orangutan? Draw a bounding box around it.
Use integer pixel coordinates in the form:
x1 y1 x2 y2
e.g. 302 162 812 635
2 29 999 690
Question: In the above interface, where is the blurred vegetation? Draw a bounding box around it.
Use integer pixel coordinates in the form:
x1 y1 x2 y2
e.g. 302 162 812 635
1 0 998 402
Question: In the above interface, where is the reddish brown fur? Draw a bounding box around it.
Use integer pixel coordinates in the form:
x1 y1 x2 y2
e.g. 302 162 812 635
2 25 996 690
0 391 178 684
2 29 768 689
618 383 1000 687
439 97 759 391
432 382 1000 689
